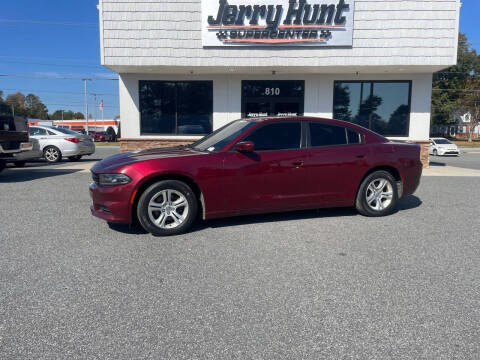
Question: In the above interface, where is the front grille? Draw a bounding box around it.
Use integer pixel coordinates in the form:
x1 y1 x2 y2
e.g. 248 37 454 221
92 172 99 184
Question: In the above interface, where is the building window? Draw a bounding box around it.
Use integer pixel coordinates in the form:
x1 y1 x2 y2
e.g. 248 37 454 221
139 81 213 135
333 81 411 137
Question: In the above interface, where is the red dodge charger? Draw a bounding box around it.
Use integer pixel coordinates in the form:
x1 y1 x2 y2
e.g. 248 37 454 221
90 117 422 236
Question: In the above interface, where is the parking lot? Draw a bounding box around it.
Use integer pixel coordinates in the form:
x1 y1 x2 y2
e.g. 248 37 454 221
1 148 479 359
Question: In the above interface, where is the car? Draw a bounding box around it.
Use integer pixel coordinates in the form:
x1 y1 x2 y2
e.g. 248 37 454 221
29 125 95 163
90 117 423 236
0 115 33 172
89 131 113 142
429 138 459 156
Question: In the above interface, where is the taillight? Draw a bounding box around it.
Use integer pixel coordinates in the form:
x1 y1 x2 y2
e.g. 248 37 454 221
65 137 80 143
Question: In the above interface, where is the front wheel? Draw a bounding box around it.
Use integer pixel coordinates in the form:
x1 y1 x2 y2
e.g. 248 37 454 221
44 146 62 163
355 171 398 217
137 180 198 236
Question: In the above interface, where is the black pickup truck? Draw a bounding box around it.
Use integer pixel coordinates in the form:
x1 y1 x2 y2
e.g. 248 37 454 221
0 115 33 172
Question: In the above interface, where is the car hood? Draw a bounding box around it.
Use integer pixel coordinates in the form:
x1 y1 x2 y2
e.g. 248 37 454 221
91 146 207 173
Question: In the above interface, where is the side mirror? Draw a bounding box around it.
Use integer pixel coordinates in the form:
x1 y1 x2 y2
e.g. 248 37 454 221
235 141 255 152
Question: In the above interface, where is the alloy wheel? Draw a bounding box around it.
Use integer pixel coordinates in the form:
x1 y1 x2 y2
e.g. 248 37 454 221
147 189 189 229
45 148 60 162
365 178 394 211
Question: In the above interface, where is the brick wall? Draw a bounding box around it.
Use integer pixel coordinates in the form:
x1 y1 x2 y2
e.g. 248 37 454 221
416 141 431 169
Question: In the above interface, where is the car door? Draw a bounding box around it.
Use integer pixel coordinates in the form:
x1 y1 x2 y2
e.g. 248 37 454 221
222 121 310 214
28 127 48 151
303 122 369 206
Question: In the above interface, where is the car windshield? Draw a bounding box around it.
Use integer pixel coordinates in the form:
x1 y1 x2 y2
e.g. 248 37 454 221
434 139 452 145
50 127 80 135
190 120 255 152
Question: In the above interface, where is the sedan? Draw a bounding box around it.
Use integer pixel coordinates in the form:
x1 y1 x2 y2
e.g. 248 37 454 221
429 138 459 156
90 117 423 236
29 125 95 163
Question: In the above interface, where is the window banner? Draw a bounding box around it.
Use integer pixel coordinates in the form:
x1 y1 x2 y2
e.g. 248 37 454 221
202 0 355 47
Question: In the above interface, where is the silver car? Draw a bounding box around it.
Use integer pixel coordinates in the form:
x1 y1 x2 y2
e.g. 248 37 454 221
29 126 95 163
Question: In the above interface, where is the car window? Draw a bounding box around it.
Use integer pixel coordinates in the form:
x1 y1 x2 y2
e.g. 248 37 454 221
347 129 362 144
52 127 79 135
243 122 301 151
309 123 347 147
47 130 56 136
29 127 47 136
434 139 452 145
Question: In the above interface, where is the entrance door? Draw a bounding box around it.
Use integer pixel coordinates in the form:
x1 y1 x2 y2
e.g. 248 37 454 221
242 80 304 118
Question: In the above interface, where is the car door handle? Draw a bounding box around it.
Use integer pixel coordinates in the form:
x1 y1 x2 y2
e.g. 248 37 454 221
292 161 304 167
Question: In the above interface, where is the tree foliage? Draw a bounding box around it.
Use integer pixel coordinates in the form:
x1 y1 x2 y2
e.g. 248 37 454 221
432 33 480 126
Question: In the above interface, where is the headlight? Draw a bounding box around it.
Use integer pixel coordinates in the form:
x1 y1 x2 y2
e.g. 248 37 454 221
99 173 132 186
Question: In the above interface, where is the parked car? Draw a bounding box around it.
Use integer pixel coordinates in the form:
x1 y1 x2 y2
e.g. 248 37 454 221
0 115 33 172
29 125 95 163
89 131 112 142
90 117 423 236
429 138 459 156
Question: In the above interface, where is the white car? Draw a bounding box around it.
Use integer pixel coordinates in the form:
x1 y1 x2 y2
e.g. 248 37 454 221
429 138 459 156
29 126 95 163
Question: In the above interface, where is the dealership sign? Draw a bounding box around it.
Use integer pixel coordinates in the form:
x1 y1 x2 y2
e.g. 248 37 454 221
202 0 354 47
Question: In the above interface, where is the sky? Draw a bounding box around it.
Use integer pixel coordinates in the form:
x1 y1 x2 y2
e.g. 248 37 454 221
0 0 479 119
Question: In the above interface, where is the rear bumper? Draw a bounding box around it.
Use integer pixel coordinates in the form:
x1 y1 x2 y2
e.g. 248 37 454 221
402 163 423 197
64 144 96 157
89 181 133 223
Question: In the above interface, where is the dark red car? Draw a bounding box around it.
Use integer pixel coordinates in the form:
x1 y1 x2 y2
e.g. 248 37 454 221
90 117 422 236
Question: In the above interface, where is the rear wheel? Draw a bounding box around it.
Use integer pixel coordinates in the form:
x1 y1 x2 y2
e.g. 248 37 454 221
356 170 398 217
137 180 198 236
44 146 62 163
68 155 82 162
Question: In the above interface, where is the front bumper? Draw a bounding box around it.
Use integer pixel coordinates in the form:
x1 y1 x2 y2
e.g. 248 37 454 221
89 181 133 223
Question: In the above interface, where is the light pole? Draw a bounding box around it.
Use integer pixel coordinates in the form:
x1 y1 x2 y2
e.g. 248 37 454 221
82 78 92 133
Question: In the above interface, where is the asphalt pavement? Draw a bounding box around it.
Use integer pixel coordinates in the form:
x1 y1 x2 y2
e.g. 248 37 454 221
1 148 479 359
430 150 480 170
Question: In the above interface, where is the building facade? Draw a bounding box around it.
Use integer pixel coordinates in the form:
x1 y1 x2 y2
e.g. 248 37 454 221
98 0 461 166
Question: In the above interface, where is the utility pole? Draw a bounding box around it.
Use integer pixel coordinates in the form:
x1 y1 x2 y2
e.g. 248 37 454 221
82 78 91 134
61 110 64 121
93 93 98 133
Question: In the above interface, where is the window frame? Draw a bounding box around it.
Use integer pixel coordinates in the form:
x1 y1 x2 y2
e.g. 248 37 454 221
29 127 47 136
235 120 305 153
139 80 213 136
306 121 364 149
332 80 412 138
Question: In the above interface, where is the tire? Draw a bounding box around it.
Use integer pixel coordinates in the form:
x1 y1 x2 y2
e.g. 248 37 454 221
433 149 438 156
355 170 398 217
14 161 26 167
68 155 82 162
137 180 198 236
43 146 62 163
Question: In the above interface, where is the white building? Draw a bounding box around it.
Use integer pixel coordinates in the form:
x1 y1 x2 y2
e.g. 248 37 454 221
97 0 461 164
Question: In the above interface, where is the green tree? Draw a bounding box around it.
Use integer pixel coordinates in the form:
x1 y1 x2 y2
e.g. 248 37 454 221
5 92 28 117
431 33 480 125
25 94 49 119
73 112 85 119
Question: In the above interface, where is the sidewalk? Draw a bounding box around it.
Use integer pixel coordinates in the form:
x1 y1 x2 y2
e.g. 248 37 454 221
423 165 480 177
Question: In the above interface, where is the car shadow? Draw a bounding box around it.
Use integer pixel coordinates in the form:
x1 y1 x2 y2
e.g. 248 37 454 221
429 161 447 167
107 195 423 236
0 168 83 183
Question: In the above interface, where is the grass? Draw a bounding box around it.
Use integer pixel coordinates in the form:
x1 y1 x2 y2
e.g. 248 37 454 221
452 139 480 148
